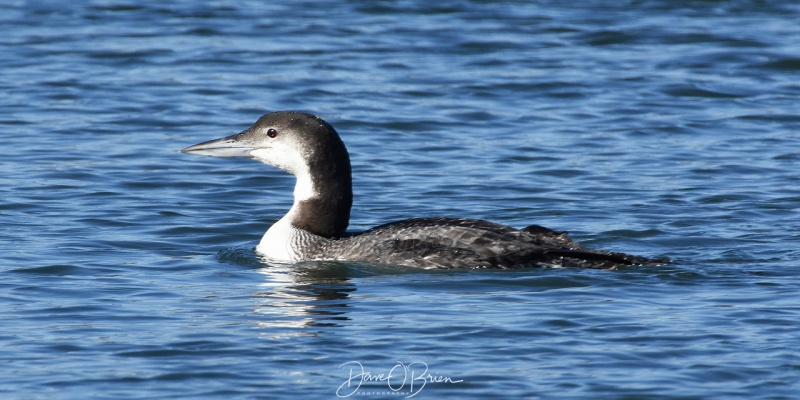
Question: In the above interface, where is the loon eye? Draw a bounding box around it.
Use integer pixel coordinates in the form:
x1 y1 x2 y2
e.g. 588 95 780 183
267 128 278 138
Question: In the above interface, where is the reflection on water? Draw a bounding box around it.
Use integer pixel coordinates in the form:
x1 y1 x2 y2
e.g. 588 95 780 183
249 257 432 337
252 261 356 336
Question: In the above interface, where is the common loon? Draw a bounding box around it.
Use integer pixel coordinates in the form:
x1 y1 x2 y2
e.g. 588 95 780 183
182 111 666 269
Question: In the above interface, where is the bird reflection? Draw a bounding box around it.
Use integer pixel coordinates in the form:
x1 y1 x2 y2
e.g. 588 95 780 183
251 260 357 335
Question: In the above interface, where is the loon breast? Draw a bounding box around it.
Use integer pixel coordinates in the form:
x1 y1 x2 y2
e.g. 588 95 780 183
181 111 667 269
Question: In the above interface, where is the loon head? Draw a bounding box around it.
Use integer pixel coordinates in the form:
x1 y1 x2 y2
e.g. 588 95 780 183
182 111 353 237
181 111 348 176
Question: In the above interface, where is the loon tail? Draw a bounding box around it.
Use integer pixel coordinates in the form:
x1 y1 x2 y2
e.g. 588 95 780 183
542 248 667 269
521 224 668 269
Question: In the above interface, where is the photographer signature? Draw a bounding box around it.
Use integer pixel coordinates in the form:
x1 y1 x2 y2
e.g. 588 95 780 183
336 360 463 398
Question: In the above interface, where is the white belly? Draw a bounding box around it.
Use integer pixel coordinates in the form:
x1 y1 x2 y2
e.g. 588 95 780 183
256 218 302 261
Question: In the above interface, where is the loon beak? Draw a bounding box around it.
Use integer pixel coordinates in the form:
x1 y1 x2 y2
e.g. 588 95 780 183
181 133 255 158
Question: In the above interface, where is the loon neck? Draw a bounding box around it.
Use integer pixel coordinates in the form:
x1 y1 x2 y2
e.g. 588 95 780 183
283 151 352 238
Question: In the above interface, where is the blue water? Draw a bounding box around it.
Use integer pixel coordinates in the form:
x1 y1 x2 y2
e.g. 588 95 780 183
2 1 800 398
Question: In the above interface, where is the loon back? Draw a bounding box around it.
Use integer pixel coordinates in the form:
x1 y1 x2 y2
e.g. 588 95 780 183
327 217 662 269
181 111 667 269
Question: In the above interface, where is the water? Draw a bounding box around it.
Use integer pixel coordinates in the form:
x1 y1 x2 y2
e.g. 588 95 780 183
2 1 800 398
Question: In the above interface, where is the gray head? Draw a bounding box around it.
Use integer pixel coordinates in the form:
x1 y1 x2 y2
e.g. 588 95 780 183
182 111 353 237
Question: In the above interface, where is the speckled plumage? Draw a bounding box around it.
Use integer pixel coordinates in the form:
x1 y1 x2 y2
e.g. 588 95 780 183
182 111 667 270
299 217 659 269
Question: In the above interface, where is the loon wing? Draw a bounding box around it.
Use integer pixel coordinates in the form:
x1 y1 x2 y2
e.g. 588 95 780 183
332 217 665 269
